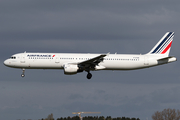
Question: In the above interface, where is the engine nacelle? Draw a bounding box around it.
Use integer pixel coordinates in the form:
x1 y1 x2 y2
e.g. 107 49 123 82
63 64 79 75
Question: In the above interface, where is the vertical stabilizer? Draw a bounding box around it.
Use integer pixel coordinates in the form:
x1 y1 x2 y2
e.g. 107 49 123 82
147 32 174 57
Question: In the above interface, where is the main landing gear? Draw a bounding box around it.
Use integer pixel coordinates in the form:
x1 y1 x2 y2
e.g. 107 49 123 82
87 72 92 79
21 68 25 77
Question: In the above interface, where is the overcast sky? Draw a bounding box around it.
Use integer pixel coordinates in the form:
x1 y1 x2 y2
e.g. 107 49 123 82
1 0 180 120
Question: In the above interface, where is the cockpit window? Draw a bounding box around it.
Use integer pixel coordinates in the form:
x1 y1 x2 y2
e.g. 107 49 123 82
10 56 16 59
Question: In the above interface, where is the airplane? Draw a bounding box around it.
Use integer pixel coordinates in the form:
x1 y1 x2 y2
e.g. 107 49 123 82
4 32 177 79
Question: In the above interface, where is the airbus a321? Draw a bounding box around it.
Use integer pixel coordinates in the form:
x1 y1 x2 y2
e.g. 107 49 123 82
4 32 177 79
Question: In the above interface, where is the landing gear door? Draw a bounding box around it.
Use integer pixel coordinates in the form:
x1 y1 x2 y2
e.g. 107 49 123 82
20 54 25 63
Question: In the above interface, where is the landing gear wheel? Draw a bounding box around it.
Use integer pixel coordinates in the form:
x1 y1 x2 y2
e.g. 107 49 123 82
87 73 92 79
21 74 25 77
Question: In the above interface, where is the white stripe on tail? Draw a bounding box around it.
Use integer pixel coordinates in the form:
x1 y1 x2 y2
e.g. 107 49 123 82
147 32 174 57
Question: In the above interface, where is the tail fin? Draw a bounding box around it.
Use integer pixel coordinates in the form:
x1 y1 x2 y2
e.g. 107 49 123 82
147 32 174 57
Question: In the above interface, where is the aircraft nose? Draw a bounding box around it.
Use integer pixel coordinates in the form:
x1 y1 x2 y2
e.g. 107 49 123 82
4 59 9 66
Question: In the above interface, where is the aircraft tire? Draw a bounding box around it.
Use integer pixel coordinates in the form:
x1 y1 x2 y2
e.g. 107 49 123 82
21 74 25 77
87 73 92 79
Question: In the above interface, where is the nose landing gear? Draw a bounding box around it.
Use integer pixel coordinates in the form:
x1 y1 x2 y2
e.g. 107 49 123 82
21 68 25 77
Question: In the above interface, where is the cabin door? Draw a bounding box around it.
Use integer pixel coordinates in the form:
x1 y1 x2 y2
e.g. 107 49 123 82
55 56 60 63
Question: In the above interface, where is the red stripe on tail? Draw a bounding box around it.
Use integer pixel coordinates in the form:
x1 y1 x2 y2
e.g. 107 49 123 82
161 41 172 54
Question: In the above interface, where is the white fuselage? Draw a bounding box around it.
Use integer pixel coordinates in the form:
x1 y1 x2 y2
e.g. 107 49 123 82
3 52 176 70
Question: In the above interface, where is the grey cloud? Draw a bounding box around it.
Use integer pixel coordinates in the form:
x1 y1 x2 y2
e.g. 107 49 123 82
1 0 179 41
151 87 180 104
68 94 84 100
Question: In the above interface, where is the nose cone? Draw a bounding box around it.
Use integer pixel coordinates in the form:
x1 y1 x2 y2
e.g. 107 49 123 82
4 59 10 66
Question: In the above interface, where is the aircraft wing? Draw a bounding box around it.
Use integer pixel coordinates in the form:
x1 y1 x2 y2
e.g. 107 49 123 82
78 53 108 65
65 53 109 70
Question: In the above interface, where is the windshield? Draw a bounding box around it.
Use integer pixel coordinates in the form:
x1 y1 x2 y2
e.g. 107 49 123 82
10 56 16 59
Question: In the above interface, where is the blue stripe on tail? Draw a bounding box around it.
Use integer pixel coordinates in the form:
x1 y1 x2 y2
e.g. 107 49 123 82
151 32 173 53
155 33 174 53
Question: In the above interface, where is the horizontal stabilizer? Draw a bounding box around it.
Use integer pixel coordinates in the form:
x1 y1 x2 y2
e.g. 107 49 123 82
157 56 177 65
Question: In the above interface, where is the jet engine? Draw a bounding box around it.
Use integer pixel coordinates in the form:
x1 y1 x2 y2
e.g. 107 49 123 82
63 64 83 75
